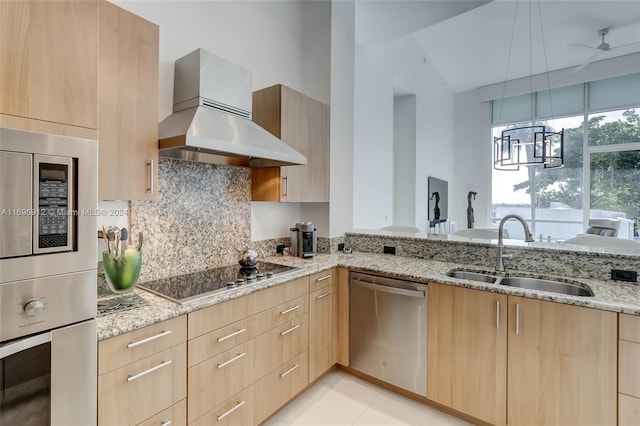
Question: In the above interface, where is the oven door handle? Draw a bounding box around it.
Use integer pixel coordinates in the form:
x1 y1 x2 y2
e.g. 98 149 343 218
0 331 52 360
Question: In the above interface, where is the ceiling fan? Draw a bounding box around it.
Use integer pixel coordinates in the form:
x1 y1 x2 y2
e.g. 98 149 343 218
570 27 640 73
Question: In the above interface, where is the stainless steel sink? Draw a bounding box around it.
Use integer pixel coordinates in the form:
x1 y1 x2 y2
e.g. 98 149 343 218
446 270 498 283
500 276 594 297
445 269 594 297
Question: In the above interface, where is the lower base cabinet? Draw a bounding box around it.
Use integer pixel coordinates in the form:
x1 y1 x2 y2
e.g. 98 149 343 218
253 351 310 424
507 296 617 426
428 284 617 426
189 387 253 426
619 314 640 426
138 400 186 426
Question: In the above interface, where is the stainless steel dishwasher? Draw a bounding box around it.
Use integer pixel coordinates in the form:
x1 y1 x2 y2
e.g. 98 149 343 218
350 271 427 396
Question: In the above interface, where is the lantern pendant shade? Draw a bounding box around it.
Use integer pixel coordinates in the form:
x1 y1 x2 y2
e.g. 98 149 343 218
494 125 564 170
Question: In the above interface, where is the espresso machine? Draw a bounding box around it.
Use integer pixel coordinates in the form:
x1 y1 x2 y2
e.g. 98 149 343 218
290 222 317 258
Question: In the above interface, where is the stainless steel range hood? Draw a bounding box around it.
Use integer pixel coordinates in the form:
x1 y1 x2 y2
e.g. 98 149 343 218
159 49 307 168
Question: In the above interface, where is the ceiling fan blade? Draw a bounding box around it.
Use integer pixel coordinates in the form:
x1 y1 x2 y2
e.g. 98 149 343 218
567 43 600 51
572 53 600 74
609 41 640 51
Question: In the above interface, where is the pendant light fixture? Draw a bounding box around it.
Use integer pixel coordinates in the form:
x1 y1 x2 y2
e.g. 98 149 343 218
493 0 564 171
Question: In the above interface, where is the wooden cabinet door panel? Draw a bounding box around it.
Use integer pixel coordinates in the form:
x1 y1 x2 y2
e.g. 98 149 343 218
0 0 98 129
187 341 254 423
309 285 334 382
253 314 309 381
98 344 186 426
507 297 617 426
253 351 309 425
98 0 158 200
190 387 253 426
335 268 350 366
427 284 507 426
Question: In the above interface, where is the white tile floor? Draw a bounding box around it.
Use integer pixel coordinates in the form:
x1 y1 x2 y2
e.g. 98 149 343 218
263 370 472 426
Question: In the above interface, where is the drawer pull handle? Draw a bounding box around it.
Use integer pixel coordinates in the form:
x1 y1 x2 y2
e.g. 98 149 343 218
316 291 332 300
280 305 301 315
147 159 154 193
280 363 300 378
496 301 500 330
516 303 521 336
127 330 172 349
217 328 246 343
160 421 172 426
280 324 301 336
127 360 172 382
316 274 332 282
216 400 246 421
217 352 246 369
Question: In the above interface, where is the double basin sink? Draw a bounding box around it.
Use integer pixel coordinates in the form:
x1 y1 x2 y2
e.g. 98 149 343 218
446 270 594 297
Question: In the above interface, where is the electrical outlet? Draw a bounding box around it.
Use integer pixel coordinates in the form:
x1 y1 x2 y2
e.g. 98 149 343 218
611 269 638 282
338 243 345 251
383 246 396 255
276 244 285 254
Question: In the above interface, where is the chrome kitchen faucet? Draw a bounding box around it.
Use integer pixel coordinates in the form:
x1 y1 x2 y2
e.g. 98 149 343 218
497 214 535 272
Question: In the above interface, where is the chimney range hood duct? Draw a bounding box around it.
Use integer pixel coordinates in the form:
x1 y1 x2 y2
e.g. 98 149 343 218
159 49 307 168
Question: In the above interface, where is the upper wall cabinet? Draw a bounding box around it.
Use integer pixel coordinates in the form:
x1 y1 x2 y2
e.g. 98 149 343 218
0 0 98 130
251 85 329 203
98 0 159 201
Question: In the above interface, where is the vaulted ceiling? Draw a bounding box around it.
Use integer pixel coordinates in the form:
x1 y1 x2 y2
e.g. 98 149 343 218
356 1 640 92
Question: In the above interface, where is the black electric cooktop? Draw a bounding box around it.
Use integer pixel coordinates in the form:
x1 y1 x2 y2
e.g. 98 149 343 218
138 262 300 304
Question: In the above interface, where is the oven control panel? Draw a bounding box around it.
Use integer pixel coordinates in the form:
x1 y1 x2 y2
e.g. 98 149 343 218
0 271 95 343
34 156 74 254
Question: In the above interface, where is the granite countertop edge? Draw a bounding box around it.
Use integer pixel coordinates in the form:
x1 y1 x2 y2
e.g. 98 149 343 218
97 251 640 341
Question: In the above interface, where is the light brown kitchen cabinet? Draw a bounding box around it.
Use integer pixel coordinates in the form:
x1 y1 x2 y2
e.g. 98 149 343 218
427 283 507 426
98 315 187 426
0 0 98 130
251 84 329 202
507 296 617 426
335 267 350 366
98 0 158 201
618 313 640 426
186 276 310 425
309 269 336 382
253 351 310 425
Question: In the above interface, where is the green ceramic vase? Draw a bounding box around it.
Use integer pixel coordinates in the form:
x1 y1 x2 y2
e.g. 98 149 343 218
103 250 142 293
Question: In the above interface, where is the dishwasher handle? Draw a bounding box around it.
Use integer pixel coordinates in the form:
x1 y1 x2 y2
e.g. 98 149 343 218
351 279 425 298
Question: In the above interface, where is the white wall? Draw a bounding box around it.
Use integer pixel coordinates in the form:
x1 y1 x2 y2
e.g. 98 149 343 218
393 95 416 226
328 0 356 238
452 90 492 229
113 0 331 241
353 34 456 230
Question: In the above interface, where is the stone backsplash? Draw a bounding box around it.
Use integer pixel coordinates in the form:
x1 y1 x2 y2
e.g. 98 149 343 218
345 232 640 282
130 158 251 282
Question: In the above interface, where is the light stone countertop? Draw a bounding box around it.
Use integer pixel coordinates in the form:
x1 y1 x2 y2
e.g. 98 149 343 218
97 251 640 341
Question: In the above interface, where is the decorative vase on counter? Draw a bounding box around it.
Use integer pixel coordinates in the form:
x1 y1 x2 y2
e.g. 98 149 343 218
102 249 142 293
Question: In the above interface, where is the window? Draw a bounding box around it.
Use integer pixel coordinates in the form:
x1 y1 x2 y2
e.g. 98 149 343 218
491 73 640 241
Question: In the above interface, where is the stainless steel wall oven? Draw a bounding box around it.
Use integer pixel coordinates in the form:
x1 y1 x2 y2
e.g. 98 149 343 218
0 128 98 425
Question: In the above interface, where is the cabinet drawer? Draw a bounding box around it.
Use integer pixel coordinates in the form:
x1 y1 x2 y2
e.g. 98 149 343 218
310 269 334 292
99 316 186 375
254 314 309 380
138 399 186 426
188 318 250 367
619 394 640 426
253 351 309 425
188 295 252 339
620 339 640 398
190 386 253 426
620 314 640 343
98 343 187 426
253 276 310 313
187 341 254 423
248 295 309 338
